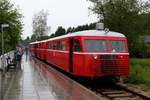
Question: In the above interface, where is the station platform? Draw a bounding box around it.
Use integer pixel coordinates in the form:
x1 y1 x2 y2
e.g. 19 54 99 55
3 55 104 100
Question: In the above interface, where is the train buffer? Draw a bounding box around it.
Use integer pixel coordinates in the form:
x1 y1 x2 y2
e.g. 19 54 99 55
2 55 104 100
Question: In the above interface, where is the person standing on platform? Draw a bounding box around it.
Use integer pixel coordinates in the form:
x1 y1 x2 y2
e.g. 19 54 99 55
25 46 28 61
15 45 23 69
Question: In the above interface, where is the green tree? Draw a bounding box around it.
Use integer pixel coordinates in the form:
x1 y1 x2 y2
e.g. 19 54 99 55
88 0 150 57
66 23 96 34
89 23 96 29
66 27 72 33
31 34 37 42
40 35 49 40
0 0 23 53
49 33 55 38
55 26 66 36
141 13 150 35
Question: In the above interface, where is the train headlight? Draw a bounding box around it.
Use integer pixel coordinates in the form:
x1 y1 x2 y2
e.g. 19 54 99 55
93 54 98 60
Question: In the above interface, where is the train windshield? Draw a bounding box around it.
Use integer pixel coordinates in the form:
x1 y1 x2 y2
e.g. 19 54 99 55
85 40 107 52
110 40 126 53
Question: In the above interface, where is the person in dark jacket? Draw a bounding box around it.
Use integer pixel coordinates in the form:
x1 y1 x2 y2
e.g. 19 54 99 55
15 46 23 69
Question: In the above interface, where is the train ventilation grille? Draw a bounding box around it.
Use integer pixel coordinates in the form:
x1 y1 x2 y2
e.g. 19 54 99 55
100 55 126 74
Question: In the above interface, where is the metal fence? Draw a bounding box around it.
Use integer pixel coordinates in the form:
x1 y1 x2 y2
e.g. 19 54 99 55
0 51 14 70
0 50 14 100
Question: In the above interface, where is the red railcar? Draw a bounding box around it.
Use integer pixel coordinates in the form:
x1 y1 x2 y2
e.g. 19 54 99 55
40 40 48 60
29 30 129 78
29 42 38 57
41 42 46 60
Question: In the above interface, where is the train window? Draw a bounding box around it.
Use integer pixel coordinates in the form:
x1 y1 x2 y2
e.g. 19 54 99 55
57 41 61 50
110 40 126 53
74 40 82 52
85 40 107 52
53 42 57 50
61 40 66 50
48 42 52 49
35 44 37 48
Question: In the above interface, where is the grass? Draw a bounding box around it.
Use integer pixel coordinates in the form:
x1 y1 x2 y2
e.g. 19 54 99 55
130 58 150 67
124 58 150 89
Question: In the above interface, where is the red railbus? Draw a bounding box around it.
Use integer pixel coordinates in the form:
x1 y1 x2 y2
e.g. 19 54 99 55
29 30 129 78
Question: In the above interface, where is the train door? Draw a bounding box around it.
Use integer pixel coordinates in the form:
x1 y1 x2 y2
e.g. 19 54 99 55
69 38 74 73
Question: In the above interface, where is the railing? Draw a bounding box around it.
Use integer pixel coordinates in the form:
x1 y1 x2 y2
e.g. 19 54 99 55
0 51 14 71
0 50 14 100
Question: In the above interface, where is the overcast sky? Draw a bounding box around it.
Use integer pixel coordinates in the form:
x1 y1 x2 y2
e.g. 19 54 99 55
11 0 98 39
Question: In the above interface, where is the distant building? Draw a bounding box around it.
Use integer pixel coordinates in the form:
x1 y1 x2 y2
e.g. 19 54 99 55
144 35 150 45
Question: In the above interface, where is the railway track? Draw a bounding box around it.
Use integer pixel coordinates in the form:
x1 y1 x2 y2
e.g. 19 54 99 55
75 78 150 100
88 82 150 100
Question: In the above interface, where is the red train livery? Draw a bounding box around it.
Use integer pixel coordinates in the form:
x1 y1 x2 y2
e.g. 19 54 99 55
29 30 129 78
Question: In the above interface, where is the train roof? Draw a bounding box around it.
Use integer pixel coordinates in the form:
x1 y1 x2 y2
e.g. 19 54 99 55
48 30 126 40
30 30 126 44
29 39 49 44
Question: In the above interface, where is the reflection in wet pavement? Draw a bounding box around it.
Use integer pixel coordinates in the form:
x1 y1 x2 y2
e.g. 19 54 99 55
4 55 103 100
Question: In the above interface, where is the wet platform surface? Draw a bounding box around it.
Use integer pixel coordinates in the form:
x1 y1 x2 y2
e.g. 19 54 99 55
3 55 103 100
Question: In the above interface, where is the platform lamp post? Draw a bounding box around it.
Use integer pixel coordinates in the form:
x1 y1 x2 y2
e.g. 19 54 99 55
1 24 9 71
0 24 9 100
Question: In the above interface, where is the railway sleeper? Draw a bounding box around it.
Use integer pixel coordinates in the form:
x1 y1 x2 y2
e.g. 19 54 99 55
102 91 130 94
115 97 142 100
108 93 134 98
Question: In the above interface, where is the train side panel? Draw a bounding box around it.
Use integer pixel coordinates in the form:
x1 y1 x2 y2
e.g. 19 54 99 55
46 38 70 72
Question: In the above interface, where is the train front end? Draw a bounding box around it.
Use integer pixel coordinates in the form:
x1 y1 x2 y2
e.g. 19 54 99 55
82 32 129 78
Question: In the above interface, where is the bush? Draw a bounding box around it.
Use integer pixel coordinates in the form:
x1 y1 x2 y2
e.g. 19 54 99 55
124 59 150 88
